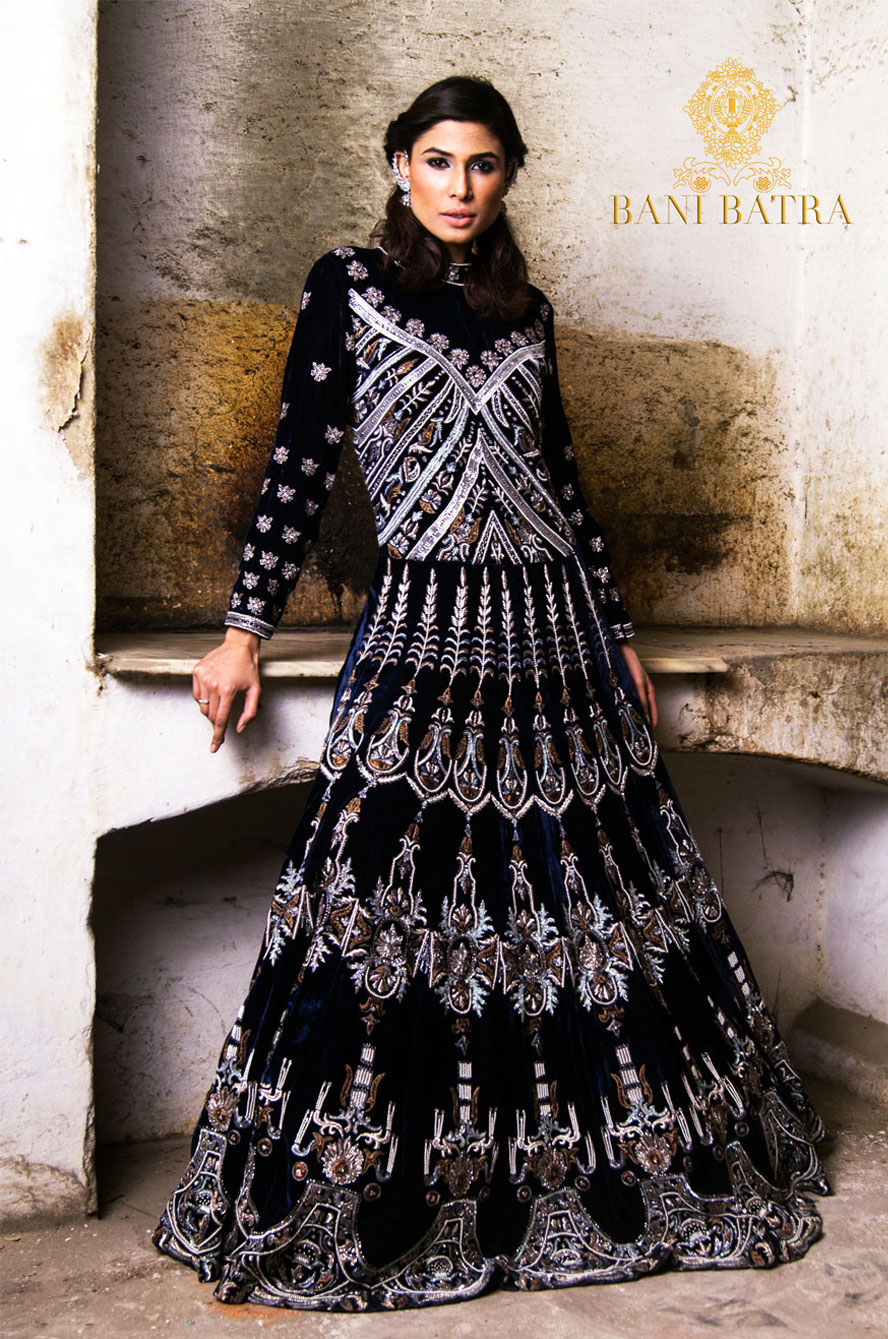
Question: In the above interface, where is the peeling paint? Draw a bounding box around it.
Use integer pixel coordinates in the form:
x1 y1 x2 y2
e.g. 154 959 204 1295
41 311 86 428
40 310 94 477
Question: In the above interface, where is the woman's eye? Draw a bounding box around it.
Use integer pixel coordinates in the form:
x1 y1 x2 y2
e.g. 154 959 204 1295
472 160 495 174
427 157 450 169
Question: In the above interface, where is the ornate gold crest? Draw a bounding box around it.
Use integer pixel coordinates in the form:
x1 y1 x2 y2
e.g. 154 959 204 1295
674 57 791 193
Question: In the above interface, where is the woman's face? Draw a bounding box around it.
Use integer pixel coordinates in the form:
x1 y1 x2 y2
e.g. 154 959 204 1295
396 119 511 262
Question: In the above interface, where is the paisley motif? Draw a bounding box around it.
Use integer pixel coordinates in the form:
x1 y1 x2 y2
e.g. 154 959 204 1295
156 246 829 1312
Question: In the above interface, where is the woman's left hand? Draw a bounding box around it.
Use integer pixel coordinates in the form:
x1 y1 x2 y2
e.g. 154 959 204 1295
619 642 658 730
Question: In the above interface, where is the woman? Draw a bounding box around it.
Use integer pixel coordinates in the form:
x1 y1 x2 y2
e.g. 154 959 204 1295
153 76 829 1312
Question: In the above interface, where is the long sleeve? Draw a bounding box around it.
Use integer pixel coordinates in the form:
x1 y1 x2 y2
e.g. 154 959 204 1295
538 299 634 641
224 253 354 639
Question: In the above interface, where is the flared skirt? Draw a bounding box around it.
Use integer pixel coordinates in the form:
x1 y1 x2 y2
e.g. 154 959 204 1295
152 547 830 1311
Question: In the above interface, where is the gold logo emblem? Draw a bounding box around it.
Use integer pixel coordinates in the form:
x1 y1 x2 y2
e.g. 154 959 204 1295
674 57 791 194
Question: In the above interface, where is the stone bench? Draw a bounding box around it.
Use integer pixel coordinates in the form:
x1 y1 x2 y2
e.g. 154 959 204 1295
95 627 888 794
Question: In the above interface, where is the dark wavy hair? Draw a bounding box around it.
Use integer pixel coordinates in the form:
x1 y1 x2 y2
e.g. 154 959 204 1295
371 76 531 322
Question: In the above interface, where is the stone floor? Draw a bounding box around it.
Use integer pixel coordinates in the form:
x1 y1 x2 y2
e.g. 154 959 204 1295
3 1078 886 1339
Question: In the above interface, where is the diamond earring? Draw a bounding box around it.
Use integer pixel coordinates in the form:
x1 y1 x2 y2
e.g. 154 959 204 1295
392 153 411 208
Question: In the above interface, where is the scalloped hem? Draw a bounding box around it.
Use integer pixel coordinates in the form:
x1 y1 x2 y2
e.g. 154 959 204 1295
152 1138 830 1314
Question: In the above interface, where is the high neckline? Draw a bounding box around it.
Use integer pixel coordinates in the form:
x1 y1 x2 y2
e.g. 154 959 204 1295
445 260 472 286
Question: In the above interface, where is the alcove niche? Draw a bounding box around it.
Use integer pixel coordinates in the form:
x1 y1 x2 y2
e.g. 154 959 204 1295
91 755 888 1148
93 782 312 1146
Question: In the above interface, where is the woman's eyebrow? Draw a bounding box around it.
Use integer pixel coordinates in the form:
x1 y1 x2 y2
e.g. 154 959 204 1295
420 146 502 160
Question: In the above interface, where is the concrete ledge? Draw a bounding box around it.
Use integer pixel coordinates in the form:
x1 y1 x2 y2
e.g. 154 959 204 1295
649 630 888 784
791 999 888 1108
92 627 732 677
95 626 888 784
97 628 362 679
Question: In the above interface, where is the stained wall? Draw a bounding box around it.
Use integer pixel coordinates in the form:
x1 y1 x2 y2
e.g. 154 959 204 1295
795 0 888 632
0 2 99 1222
95 0 888 635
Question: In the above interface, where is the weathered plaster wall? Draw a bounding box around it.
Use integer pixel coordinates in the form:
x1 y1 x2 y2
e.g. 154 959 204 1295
795 1 888 633
95 0 884 634
820 788 888 1026
93 786 309 1143
4 0 883 1227
666 756 888 1035
96 301 376 628
0 2 98 1222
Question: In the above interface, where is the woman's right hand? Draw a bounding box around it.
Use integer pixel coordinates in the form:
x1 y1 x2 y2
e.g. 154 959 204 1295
193 627 262 753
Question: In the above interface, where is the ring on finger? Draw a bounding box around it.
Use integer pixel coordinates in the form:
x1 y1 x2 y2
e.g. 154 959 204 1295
197 698 210 704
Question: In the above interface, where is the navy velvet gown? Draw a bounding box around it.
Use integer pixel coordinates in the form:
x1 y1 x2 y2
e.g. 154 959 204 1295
152 246 830 1310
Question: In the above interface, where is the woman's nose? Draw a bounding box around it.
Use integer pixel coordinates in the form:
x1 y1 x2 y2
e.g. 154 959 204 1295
450 167 471 198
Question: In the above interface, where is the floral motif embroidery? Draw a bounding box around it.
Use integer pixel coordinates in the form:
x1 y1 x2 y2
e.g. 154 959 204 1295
186 250 829 1312
311 362 331 381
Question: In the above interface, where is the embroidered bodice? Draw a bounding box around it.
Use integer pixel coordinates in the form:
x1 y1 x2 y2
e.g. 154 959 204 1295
224 246 633 641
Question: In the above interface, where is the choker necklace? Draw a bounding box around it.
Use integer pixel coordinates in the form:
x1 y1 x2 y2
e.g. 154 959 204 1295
376 244 471 287
446 260 472 286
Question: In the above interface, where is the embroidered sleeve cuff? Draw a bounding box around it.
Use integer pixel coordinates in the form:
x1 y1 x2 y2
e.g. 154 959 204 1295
610 620 635 642
224 610 276 639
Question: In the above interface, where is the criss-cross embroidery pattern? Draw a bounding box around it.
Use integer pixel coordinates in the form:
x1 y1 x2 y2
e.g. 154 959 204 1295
348 292 576 565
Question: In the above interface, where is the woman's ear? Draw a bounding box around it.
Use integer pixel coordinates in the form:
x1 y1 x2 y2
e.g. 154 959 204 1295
394 149 410 184
503 160 517 196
